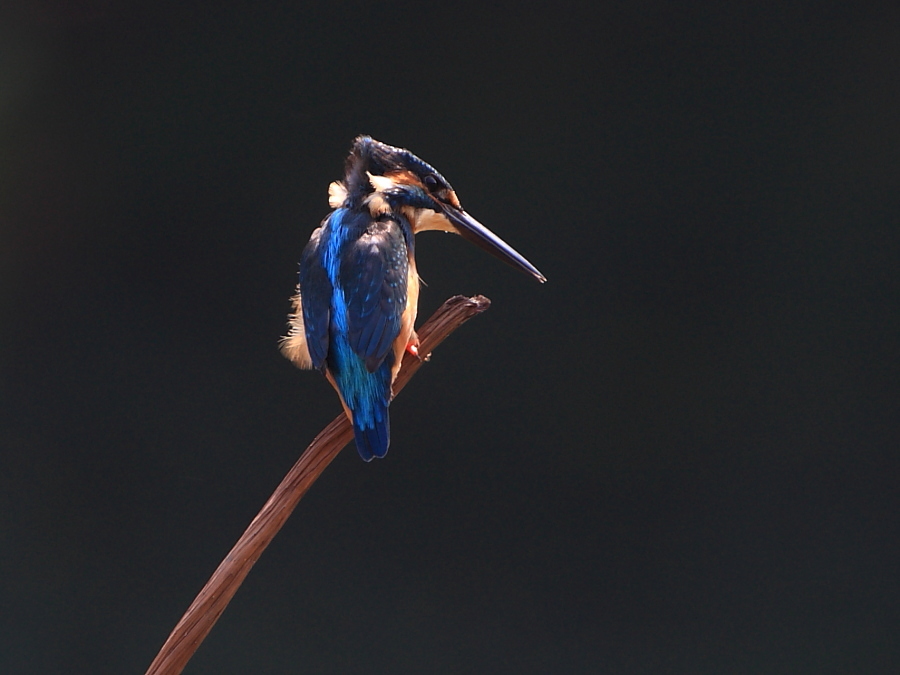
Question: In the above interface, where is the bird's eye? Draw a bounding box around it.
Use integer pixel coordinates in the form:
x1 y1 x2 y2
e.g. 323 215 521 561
423 174 439 190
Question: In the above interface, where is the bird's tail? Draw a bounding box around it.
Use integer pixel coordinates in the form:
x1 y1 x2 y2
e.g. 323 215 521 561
335 355 393 461
352 402 390 461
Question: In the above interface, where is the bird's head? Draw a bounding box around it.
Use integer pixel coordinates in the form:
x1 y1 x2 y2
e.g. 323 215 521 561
334 136 545 283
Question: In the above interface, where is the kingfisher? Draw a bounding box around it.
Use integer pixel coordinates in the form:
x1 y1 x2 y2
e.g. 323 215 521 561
281 136 545 461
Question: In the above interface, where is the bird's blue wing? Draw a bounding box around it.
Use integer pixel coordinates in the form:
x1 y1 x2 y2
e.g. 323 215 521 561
340 215 409 373
298 225 332 370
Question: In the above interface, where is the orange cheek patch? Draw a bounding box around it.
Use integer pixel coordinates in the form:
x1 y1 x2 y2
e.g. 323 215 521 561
385 170 424 188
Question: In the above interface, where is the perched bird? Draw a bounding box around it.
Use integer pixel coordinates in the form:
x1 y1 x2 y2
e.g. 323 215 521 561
281 136 545 460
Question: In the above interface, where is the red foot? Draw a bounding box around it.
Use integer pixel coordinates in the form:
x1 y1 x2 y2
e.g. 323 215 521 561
406 335 420 357
406 333 427 361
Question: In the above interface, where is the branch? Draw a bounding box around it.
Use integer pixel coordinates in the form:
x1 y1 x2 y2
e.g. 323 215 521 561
145 294 492 675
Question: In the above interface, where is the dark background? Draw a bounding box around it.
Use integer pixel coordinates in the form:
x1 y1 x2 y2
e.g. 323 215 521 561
2 2 898 673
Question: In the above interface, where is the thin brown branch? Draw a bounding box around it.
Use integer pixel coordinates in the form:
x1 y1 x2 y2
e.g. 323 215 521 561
145 294 491 675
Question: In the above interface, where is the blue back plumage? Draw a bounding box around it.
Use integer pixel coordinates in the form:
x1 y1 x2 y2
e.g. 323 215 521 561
299 207 410 460
291 136 545 461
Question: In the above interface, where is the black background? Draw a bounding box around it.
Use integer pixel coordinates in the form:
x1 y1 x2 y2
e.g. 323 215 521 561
2 2 899 673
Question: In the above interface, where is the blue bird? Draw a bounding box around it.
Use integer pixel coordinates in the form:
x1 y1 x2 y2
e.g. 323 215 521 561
282 137 545 460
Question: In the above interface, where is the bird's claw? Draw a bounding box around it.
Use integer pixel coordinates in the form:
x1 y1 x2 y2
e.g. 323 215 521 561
405 334 429 361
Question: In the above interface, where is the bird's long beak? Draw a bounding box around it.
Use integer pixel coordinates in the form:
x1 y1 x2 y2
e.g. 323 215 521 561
444 208 546 283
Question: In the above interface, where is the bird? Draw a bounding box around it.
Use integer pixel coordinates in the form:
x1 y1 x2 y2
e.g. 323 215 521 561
281 136 545 461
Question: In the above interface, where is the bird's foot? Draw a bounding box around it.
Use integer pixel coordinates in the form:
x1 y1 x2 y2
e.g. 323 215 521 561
406 333 429 361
